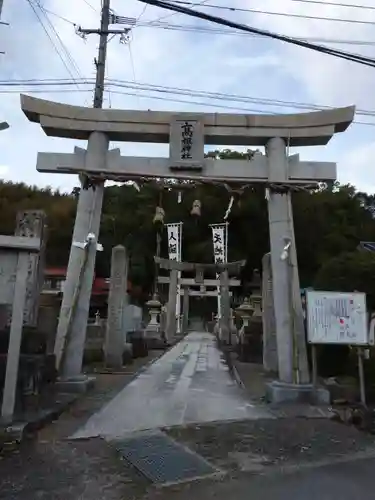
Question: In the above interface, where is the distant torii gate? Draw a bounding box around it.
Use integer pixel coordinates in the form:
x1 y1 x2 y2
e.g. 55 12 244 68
20 94 355 396
155 256 245 342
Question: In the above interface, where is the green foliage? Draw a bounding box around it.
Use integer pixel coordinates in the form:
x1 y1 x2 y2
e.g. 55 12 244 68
2 150 375 298
314 250 375 310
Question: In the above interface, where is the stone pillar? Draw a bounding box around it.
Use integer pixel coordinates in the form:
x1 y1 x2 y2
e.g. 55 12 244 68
182 287 189 334
1 252 29 423
54 131 109 383
220 270 231 344
104 245 128 369
15 210 47 327
262 253 278 373
165 269 178 341
266 137 309 384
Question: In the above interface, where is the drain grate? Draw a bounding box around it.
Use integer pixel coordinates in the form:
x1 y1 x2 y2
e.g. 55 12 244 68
111 430 218 485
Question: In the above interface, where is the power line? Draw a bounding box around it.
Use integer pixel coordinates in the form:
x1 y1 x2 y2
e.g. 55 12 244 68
273 0 375 11
6 76 375 122
25 0 82 87
135 20 375 46
4 85 374 127
32 0 84 83
39 5 375 47
137 0 375 68
82 0 98 12
167 1 375 26
149 0 211 24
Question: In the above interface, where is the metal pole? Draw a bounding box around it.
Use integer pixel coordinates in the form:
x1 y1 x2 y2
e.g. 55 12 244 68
312 343 318 397
94 0 110 109
358 348 367 407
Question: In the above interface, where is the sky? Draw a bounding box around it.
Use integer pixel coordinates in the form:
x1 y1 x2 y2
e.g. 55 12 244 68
0 0 375 193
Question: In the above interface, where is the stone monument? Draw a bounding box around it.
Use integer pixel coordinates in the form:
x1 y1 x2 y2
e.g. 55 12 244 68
104 245 130 370
0 235 41 423
14 210 47 327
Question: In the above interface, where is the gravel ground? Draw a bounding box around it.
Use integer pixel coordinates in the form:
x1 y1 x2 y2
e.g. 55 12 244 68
165 418 375 474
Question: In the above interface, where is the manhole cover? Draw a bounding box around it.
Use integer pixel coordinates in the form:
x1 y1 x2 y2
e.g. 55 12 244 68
111 430 219 485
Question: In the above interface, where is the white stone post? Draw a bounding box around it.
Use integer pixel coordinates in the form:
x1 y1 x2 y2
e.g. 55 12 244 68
54 131 109 383
1 252 29 423
266 137 309 384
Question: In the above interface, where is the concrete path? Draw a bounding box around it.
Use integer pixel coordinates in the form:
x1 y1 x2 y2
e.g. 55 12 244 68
72 332 272 440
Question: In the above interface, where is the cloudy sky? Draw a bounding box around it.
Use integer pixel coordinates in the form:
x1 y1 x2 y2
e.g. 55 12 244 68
0 0 374 193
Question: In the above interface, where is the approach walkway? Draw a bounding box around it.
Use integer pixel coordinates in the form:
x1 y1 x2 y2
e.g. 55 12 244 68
72 332 272 440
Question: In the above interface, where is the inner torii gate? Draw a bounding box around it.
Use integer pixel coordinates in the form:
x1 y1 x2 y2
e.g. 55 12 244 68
155 256 245 342
20 94 355 398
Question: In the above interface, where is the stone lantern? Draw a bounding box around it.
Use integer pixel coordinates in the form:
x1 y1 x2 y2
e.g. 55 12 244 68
236 297 254 328
144 293 162 348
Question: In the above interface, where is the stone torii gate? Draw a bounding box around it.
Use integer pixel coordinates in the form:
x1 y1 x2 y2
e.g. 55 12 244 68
20 94 355 399
155 256 245 342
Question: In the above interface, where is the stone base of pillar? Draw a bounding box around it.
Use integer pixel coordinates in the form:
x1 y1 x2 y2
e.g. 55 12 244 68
56 375 96 394
266 380 330 405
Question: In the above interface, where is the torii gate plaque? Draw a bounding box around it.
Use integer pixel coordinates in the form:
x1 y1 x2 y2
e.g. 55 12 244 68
20 94 355 400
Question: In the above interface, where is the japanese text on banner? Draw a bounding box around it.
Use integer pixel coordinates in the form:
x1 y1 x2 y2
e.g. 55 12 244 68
211 225 226 264
166 224 182 261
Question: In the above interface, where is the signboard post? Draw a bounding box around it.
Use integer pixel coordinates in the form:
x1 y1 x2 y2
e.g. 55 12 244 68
306 290 370 406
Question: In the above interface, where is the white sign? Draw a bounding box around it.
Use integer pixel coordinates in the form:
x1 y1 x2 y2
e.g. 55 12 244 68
306 291 369 345
211 223 228 320
166 223 182 261
165 222 183 333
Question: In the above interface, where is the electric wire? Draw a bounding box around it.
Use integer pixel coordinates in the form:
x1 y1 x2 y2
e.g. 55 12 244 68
38 5 375 47
135 20 375 46
3 76 375 118
267 0 375 11
25 0 82 87
3 78 375 127
168 0 375 23
137 0 375 68
32 0 84 83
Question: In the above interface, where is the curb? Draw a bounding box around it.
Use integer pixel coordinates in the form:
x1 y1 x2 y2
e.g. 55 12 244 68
1 350 167 445
1 393 79 444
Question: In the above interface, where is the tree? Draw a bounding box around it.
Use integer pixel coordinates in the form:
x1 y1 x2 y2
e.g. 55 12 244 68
314 250 375 310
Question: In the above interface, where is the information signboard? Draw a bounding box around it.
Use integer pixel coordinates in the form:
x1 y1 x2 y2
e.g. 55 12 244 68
306 290 370 345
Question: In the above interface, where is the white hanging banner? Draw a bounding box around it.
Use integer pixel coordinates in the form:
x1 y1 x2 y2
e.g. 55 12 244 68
166 223 182 261
211 224 227 264
211 223 228 320
166 222 183 334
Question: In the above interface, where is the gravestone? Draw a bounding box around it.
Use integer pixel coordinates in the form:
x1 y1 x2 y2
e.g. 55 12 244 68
0 235 41 423
262 253 278 373
15 210 47 327
104 245 129 370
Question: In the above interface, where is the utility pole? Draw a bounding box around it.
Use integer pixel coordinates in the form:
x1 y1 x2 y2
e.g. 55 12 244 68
94 0 110 109
54 0 131 382
78 0 129 109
